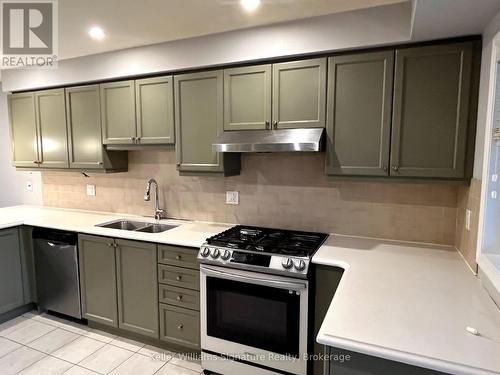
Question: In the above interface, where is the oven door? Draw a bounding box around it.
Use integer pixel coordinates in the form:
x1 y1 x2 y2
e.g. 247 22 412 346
200 264 308 375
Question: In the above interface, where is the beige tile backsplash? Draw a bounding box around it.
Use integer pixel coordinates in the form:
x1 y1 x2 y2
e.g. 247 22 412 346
455 178 481 271
42 150 459 245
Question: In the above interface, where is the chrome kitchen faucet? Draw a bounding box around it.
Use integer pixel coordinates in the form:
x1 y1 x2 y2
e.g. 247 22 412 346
144 178 165 220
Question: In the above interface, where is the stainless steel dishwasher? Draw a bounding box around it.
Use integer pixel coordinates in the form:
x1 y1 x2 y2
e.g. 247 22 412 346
33 228 82 319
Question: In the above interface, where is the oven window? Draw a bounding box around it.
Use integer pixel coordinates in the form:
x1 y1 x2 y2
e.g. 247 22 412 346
206 276 300 357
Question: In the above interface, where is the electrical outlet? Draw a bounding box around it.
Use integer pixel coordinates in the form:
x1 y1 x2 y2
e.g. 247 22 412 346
226 191 239 205
465 209 471 231
86 184 96 196
26 181 33 192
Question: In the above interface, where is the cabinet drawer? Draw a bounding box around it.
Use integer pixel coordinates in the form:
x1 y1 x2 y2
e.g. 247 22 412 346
158 245 199 269
158 264 199 291
159 284 199 311
159 303 200 349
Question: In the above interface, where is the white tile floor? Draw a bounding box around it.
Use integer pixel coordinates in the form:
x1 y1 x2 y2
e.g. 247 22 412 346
0 312 204 375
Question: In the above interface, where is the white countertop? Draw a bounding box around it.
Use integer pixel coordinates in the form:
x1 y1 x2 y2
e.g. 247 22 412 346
0 205 231 248
2 205 499 374
313 235 500 375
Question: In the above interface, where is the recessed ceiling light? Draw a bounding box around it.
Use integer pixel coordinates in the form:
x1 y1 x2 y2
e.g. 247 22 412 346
88 26 105 40
240 0 261 12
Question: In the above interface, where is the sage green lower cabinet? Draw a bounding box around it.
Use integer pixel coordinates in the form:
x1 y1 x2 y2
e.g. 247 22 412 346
272 58 327 129
100 81 136 145
390 42 474 178
135 76 175 144
157 245 200 349
223 65 272 130
325 51 394 176
8 92 39 168
78 234 118 327
313 266 344 375
0 228 24 315
115 239 159 338
66 85 128 171
325 347 447 375
174 70 240 175
35 89 69 169
159 304 200 349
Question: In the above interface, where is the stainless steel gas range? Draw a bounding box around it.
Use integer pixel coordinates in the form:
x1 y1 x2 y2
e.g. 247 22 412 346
197 226 328 375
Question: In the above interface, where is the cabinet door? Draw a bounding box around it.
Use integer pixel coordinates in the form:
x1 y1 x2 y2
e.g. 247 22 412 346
100 81 136 145
223 65 271 131
391 42 473 178
325 52 394 176
8 92 39 168
174 70 224 172
78 234 118 327
135 76 175 144
34 89 69 168
66 85 104 169
115 239 158 338
0 228 24 314
272 58 327 129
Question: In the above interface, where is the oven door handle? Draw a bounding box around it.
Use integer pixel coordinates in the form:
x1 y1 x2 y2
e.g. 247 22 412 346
201 266 307 291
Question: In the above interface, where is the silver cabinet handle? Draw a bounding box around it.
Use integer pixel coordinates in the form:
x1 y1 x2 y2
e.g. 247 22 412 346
176 255 182 260
176 295 183 301
107 243 113 247
201 265 306 291
265 121 270 130
176 275 182 281
273 121 278 129
392 166 399 171
383 165 388 172
177 324 183 330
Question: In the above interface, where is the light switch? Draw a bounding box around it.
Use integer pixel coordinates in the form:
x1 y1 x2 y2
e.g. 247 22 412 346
26 181 33 192
465 209 471 231
86 184 96 196
226 191 239 205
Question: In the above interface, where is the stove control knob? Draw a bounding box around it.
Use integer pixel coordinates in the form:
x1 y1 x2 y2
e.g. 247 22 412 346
221 250 231 261
211 248 220 259
200 247 210 257
282 258 293 270
294 260 307 271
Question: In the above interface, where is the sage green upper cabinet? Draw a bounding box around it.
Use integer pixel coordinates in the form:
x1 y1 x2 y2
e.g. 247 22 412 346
0 228 24 315
8 92 39 168
66 85 128 170
34 89 69 168
78 234 118 328
272 58 327 129
115 239 158 338
100 80 136 145
325 51 394 176
174 70 226 173
224 65 271 131
135 76 175 144
390 42 474 178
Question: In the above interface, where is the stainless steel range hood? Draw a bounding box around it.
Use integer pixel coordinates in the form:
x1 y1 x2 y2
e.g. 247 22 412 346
212 128 324 153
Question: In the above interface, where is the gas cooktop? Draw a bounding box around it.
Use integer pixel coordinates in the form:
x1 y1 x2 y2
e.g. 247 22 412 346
198 225 329 278
206 225 328 257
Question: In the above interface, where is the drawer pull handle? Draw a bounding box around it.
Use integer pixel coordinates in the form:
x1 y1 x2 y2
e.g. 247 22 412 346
177 324 184 330
176 255 182 260
177 295 183 301
107 243 114 247
176 275 182 281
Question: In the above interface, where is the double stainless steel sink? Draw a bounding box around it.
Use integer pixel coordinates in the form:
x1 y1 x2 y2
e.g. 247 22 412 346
96 219 178 233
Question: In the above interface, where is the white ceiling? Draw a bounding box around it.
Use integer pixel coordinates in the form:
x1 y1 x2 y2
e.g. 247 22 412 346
58 0 406 60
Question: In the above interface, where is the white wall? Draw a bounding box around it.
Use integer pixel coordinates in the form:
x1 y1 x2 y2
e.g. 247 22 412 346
0 85 43 208
474 9 500 178
1 2 412 92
